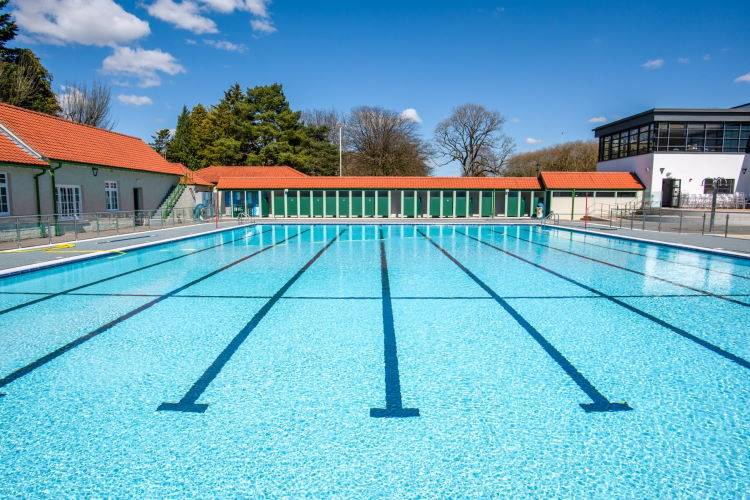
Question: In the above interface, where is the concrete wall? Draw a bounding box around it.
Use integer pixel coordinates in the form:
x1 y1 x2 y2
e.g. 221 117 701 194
0 161 181 216
549 191 642 220
598 153 748 206
0 164 47 216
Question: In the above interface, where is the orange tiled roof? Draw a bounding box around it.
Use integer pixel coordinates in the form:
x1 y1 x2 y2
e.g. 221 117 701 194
215 176 542 190
196 165 307 184
0 103 185 176
540 171 644 190
0 133 47 166
177 164 213 186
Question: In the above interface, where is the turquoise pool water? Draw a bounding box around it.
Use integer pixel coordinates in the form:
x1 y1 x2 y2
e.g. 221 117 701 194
0 224 748 496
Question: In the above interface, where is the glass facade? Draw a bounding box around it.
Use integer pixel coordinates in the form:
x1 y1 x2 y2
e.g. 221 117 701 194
599 122 750 161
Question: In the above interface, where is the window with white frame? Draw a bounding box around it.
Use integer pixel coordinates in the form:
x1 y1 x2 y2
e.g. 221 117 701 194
0 172 9 216
105 181 119 211
56 185 82 218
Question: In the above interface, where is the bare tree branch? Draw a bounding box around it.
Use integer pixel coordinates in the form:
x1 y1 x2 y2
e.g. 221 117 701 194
344 106 432 176
58 80 115 129
434 103 515 176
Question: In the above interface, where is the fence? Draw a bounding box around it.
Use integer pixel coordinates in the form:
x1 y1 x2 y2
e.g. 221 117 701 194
0 206 217 250
603 208 750 238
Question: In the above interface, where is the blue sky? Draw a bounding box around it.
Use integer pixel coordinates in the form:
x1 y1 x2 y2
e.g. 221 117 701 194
11 0 750 175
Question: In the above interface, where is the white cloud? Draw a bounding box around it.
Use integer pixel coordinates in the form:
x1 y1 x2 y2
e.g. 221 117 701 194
400 108 422 124
250 18 276 34
525 137 542 145
510 117 520 123
703 54 711 61
244 0 270 17
641 58 664 70
199 0 269 16
185 38 198 45
735 73 750 84
146 0 218 34
102 47 185 87
588 116 607 123
117 94 154 106
677 57 690 64
13 0 149 46
204 39 247 52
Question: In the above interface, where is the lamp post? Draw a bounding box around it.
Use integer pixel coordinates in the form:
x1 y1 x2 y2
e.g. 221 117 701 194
337 123 343 176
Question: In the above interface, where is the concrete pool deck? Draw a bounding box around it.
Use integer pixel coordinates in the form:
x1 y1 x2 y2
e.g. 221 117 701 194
1 217 749 276
559 221 750 257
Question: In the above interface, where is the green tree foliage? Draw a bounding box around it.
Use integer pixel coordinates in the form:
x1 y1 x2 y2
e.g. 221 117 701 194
504 140 599 176
0 49 60 114
0 1 59 114
149 129 172 157
164 83 338 174
0 0 17 52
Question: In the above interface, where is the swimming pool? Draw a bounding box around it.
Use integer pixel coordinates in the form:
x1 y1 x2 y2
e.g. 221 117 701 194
1 224 748 496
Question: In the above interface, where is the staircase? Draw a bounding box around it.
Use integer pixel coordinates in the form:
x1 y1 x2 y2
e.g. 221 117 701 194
150 184 186 223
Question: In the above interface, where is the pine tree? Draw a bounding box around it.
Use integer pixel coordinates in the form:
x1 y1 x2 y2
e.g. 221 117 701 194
149 129 172 157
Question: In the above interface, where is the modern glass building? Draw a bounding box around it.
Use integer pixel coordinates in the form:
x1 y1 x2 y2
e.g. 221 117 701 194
595 104 750 207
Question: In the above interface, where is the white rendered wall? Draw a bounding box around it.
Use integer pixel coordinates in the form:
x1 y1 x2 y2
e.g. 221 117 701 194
598 153 748 206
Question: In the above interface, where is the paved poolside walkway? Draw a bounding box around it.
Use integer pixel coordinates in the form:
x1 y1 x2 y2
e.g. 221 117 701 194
0 221 247 273
560 221 750 256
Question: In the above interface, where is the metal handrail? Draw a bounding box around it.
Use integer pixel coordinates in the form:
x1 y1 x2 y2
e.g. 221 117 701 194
540 211 559 226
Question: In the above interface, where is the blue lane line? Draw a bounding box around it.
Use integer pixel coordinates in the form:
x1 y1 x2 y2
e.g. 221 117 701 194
0 228 308 399
537 226 750 280
0 226 271 316
503 227 750 308
370 227 420 418
158 229 346 414
418 229 630 413
457 228 750 372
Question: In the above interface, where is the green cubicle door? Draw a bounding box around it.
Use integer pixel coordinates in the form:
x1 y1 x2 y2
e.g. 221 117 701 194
403 191 416 217
416 191 426 216
312 190 324 217
507 191 519 217
442 191 454 217
273 191 285 216
325 191 336 217
364 191 376 217
351 191 363 217
455 191 467 217
519 192 528 216
481 191 494 217
299 191 311 216
338 190 349 217
429 190 441 217
286 191 298 216
377 191 389 217
260 191 270 216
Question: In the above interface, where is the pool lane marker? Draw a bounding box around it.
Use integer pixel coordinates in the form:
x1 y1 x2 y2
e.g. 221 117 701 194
418 229 631 414
0 226 271 317
158 229 346 414
0 228 308 399
505 227 750 308
537 226 750 281
457 229 750 372
370 227 420 418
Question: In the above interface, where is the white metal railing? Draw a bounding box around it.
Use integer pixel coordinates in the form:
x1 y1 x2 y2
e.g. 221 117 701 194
0 206 217 249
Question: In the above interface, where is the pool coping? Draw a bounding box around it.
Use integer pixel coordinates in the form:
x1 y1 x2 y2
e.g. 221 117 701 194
0 222 257 278
548 223 750 260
